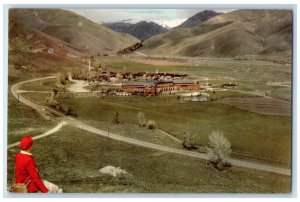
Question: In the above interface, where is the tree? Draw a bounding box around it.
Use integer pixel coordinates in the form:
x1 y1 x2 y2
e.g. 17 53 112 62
56 71 68 85
206 131 232 170
112 112 120 124
137 112 146 127
182 124 198 150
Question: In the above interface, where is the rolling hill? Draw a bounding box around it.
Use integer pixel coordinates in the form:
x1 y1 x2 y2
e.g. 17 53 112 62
9 9 139 56
176 10 220 29
104 20 168 40
140 9 292 58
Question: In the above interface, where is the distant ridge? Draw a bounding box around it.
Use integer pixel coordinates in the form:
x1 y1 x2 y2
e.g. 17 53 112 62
176 10 220 28
140 9 292 58
104 21 168 40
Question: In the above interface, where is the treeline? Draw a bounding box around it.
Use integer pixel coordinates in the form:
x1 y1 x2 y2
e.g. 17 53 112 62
118 41 143 54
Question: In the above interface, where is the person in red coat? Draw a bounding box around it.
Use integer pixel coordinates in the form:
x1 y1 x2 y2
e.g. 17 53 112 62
14 136 49 193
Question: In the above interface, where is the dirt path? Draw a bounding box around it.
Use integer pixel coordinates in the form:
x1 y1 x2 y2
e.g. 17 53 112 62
8 121 67 149
156 129 182 143
10 76 291 176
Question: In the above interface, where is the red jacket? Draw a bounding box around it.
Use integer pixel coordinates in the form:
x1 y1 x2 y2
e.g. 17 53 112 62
15 152 48 193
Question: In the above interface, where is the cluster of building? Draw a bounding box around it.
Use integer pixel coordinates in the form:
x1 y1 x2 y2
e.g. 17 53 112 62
221 82 238 88
86 71 187 83
122 80 200 96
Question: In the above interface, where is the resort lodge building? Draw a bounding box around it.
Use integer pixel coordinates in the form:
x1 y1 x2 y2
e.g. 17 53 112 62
122 80 200 96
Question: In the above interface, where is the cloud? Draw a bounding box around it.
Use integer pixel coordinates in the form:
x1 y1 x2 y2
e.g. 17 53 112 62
151 18 187 28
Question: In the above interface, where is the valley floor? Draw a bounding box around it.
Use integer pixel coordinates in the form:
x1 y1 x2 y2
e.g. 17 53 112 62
7 56 292 193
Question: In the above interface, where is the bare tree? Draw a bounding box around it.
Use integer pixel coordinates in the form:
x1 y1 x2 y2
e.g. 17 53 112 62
137 112 146 127
206 130 232 170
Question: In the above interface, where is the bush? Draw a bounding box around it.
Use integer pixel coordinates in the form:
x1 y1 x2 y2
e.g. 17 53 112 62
57 71 69 85
112 112 120 124
182 124 198 150
137 112 146 127
146 120 156 130
62 104 77 116
206 131 231 170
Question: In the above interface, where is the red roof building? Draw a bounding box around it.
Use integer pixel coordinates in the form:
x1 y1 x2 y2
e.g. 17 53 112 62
122 80 200 96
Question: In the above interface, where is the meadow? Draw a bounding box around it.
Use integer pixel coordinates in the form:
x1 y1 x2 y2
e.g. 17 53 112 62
7 126 291 193
21 89 291 168
7 55 292 193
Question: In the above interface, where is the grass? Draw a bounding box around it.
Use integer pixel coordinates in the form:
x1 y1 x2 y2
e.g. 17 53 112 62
270 86 292 101
22 88 291 168
8 50 84 85
209 90 255 100
7 90 58 144
41 94 290 168
7 126 291 193
104 57 291 83
83 120 181 148
7 55 292 193
21 92 180 148
19 78 58 92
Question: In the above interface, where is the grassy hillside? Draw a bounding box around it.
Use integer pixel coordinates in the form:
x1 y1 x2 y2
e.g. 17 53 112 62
7 126 290 193
141 9 292 58
9 9 139 55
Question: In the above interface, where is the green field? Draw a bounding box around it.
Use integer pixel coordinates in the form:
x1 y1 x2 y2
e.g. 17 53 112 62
7 90 58 144
50 95 290 167
24 88 291 167
270 86 292 101
7 126 291 193
7 55 292 193
103 57 291 83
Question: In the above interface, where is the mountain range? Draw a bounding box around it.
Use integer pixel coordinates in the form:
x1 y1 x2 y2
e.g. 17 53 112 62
9 9 292 60
103 10 220 40
140 9 292 58
104 21 168 41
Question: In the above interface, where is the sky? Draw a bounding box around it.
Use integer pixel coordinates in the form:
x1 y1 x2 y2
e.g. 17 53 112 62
67 9 236 28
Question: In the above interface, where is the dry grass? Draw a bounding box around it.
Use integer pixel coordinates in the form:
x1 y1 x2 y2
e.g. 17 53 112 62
7 126 291 193
216 97 291 116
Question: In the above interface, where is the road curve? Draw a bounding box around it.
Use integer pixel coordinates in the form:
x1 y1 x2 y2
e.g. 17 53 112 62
8 121 67 149
10 77 291 176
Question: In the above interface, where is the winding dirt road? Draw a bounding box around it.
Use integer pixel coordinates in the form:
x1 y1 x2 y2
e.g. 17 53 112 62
10 76 291 176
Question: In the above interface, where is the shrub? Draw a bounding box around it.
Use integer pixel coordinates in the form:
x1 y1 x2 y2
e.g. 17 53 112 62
45 91 58 107
137 112 146 127
206 131 232 170
182 124 198 150
62 103 77 116
112 112 120 124
57 71 69 85
146 120 156 130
